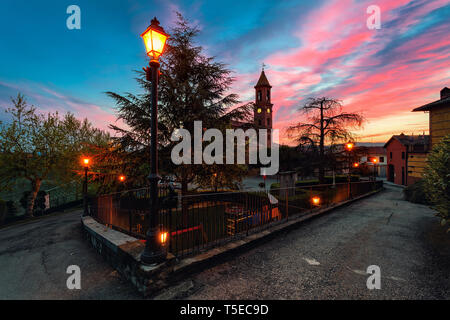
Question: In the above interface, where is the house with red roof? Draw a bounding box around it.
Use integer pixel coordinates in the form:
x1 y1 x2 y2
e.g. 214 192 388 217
384 134 430 186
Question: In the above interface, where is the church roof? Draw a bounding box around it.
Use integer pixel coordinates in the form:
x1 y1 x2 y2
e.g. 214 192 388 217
255 71 272 88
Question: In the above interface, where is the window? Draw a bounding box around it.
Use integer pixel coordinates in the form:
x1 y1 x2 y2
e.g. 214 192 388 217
267 119 271 126
401 152 405 159
257 91 262 101
258 120 262 126
390 152 392 159
267 90 270 101
380 156 384 163
257 108 262 113
267 108 271 113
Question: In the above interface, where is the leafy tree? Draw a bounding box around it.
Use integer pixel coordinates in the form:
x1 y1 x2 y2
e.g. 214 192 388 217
423 134 450 230
103 13 252 195
0 94 109 217
287 97 364 183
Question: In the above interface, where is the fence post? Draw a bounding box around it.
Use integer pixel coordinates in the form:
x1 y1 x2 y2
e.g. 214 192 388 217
286 189 289 221
129 209 132 234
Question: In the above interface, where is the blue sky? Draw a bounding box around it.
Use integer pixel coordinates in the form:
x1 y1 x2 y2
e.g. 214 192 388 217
0 0 449 143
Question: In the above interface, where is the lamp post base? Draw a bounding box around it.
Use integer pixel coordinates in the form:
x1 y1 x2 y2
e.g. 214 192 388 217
141 227 166 265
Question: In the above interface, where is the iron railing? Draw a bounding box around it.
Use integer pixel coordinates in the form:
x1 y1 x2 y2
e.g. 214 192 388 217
89 180 383 259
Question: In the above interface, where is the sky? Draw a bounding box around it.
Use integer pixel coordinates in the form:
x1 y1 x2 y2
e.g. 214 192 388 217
0 0 449 145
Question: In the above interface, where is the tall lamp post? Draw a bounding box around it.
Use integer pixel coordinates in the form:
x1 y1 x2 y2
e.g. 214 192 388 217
140 17 170 265
82 158 90 216
371 157 378 181
344 142 354 199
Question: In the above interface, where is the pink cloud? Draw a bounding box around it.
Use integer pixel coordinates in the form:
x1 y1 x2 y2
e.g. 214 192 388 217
248 0 450 144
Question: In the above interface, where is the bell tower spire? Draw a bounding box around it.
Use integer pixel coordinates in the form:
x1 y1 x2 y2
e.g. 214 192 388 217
254 67 273 145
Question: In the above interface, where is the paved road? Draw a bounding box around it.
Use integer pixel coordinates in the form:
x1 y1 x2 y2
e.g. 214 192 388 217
183 185 450 299
0 209 141 300
1 185 448 300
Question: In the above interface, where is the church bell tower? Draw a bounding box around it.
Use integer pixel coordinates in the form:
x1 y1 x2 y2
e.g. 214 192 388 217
254 68 273 146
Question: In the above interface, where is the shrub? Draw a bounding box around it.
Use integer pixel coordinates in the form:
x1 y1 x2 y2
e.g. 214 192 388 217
19 190 48 216
6 200 18 216
403 180 430 205
295 179 320 187
270 182 280 190
423 134 450 229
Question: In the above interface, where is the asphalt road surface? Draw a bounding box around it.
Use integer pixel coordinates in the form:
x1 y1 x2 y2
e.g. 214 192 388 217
183 185 450 299
0 209 141 300
0 185 448 299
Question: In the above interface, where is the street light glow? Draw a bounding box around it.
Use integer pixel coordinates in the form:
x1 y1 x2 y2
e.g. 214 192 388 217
160 232 168 245
345 142 354 151
82 158 90 166
353 162 359 168
119 175 126 182
141 18 169 61
312 196 321 206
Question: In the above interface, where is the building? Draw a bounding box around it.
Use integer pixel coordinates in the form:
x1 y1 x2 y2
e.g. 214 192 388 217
232 69 273 146
412 87 450 147
384 134 430 186
254 70 273 146
358 146 387 177
398 87 450 185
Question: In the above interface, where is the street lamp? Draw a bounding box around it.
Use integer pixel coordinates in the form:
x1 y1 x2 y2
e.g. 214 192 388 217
119 175 126 182
371 157 378 181
140 17 169 265
344 142 354 199
82 158 90 216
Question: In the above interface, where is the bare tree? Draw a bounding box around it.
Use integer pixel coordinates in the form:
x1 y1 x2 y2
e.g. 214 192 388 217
287 97 364 183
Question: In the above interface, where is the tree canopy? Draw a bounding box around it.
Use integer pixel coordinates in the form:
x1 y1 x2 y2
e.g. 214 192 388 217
0 94 109 216
101 13 253 194
287 97 364 183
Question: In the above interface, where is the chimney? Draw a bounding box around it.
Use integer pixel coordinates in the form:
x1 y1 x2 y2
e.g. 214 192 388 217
441 87 450 99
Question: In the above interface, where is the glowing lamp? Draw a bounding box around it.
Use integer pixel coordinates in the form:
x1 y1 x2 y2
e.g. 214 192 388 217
119 175 126 182
141 18 169 61
353 163 360 168
312 196 321 206
371 158 378 163
345 142 354 151
159 232 169 245
82 158 90 166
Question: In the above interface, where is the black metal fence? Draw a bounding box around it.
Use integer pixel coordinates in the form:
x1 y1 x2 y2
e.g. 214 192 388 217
89 180 383 259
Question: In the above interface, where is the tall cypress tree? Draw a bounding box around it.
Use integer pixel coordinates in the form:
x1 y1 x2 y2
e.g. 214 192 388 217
103 13 252 194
